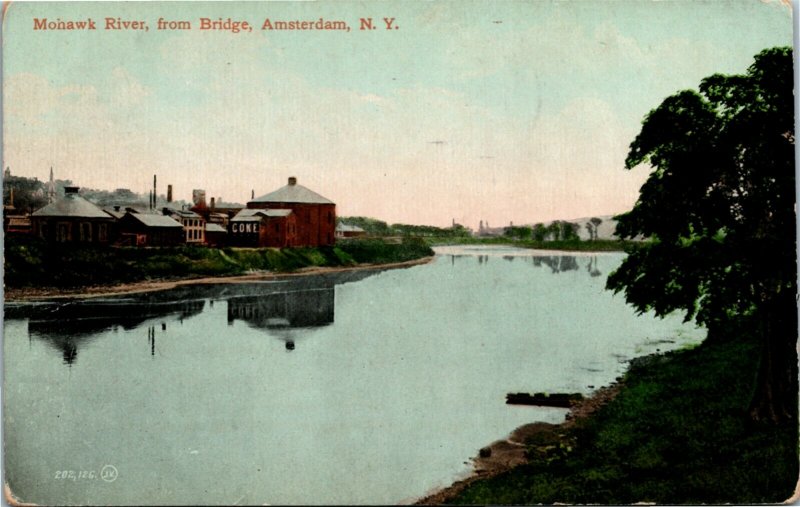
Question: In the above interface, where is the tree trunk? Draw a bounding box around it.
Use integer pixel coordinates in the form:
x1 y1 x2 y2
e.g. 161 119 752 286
748 292 798 423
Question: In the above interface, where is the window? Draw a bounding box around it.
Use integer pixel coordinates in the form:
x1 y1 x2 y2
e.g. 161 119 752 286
57 222 71 242
99 224 108 242
39 223 48 240
79 222 92 242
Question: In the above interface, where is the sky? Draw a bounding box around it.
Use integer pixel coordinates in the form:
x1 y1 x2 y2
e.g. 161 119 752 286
2 0 793 228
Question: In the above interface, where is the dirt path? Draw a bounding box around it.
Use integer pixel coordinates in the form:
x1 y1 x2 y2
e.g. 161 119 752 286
413 382 623 505
4 256 434 302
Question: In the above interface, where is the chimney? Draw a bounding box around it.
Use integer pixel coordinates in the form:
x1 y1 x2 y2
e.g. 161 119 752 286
251 189 255 200
288 176 297 186
167 184 173 203
210 197 216 209
64 186 80 195
114 205 121 212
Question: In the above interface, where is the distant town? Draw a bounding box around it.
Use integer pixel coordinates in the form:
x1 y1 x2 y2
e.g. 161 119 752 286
2 167 616 248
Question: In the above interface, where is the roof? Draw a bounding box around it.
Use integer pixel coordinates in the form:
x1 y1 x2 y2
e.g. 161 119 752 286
250 178 334 205
205 223 227 233
128 213 184 228
165 208 201 219
32 192 112 219
336 224 365 232
104 209 126 219
231 208 293 222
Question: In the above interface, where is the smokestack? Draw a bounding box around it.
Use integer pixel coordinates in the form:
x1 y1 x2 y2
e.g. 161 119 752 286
153 175 157 205
251 189 255 200
167 184 173 203
288 176 297 186
210 197 216 209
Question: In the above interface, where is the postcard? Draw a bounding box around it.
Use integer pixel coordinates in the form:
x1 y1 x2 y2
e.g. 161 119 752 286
2 1 796 505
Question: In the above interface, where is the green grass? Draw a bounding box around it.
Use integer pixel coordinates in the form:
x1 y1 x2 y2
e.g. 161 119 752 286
3 236 430 289
451 331 798 504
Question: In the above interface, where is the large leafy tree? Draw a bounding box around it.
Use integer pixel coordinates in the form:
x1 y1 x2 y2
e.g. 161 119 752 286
607 47 796 423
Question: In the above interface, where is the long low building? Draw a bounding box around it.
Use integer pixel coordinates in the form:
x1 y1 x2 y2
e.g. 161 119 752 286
228 208 296 247
117 212 184 246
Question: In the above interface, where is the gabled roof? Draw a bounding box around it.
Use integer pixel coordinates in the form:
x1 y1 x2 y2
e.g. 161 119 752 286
165 208 201 219
32 190 112 219
231 208 293 222
250 178 334 205
127 213 184 228
205 223 227 233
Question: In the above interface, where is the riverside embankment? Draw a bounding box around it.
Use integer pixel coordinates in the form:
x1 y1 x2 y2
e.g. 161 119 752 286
3 237 433 301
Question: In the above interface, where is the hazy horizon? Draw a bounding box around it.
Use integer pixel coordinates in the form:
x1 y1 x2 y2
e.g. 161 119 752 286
3 1 792 228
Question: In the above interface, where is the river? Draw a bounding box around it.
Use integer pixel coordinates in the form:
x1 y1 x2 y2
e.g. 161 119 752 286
3 245 704 505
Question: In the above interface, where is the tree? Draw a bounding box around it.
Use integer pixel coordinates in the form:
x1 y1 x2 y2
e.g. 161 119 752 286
590 217 603 240
533 223 548 242
606 47 795 423
560 221 579 241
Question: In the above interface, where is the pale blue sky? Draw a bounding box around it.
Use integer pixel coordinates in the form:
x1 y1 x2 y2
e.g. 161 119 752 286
3 1 793 227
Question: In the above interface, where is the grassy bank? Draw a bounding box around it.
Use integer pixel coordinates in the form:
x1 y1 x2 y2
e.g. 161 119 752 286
426 236 637 252
449 329 798 504
3 236 433 289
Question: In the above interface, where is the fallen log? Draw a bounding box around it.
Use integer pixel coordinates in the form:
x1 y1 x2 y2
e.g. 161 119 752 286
506 392 584 408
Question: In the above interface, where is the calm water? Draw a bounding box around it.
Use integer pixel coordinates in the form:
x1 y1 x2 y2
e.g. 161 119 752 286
3 246 704 505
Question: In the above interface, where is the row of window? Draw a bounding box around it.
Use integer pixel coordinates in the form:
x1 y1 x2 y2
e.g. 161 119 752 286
186 229 204 241
40 222 108 243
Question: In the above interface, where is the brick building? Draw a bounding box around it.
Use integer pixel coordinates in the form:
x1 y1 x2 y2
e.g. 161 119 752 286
247 177 335 247
30 186 114 244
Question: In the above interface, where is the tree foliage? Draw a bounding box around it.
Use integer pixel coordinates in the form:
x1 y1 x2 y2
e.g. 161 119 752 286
607 47 796 422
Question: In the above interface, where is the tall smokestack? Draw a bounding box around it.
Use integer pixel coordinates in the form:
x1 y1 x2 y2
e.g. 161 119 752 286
251 189 255 200
153 175 157 206
167 184 173 203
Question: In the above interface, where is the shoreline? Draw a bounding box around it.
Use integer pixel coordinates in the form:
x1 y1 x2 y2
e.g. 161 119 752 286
413 382 623 505
3 256 434 302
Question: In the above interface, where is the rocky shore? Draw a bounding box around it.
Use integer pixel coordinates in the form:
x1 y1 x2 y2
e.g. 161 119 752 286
414 382 622 505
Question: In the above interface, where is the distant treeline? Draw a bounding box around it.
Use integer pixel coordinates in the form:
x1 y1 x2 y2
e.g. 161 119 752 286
505 217 605 242
337 216 472 237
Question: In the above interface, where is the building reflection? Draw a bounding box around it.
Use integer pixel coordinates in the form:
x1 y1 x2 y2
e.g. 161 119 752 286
227 288 335 351
21 299 205 366
8 268 388 366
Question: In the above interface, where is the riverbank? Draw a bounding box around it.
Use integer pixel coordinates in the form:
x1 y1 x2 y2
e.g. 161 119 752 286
3 236 434 300
415 382 623 505
4 256 433 302
418 329 798 504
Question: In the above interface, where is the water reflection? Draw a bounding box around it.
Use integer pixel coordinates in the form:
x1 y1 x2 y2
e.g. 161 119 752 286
6 269 382 366
443 253 603 277
24 299 206 366
227 288 335 350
